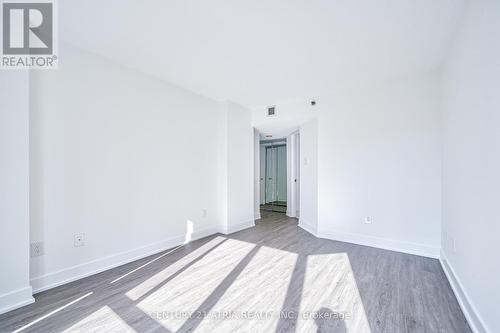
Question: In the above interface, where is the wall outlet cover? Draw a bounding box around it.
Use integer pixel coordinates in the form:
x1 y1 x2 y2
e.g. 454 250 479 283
31 241 44 257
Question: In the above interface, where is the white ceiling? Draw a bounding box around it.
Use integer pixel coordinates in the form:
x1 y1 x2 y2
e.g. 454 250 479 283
60 0 466 109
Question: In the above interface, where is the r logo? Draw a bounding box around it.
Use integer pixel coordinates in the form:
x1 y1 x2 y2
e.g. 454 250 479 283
2 2 53 54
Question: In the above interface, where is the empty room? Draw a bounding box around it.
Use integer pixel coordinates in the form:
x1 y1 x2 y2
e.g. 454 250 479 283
0 0 498 332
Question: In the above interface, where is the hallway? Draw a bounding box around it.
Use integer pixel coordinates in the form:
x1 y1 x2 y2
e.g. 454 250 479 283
0 212 470 332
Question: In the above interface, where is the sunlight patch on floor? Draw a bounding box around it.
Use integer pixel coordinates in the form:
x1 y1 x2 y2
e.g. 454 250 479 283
297 253 371 333
194 245 299 332
62 306 135 332
134 239 257 332
110 245 184 284
125 236 226 301
12 293 93 333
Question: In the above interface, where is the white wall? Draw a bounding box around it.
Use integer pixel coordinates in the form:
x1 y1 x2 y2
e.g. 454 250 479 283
0 71 34 314
218 101 254 234
442 1 500 332
317 72 442 258
253 129 261 219
226 102 254 231
255 73 442 257
29 44 225 292
298 119 318 235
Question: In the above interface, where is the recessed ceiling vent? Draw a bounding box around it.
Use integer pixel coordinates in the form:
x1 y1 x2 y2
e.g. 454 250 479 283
267 106 276 117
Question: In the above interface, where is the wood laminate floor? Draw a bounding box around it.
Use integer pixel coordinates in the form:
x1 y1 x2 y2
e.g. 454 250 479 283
0 211 471 332
260 203 287 213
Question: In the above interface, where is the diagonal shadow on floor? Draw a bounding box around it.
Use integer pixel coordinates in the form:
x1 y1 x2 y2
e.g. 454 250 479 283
0 210 472 333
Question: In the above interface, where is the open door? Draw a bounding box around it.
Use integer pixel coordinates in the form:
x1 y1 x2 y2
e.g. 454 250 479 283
261 142 287 213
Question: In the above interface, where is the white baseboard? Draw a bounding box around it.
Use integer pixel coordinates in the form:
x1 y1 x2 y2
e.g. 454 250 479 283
298 219 317 236
0 286 34 315
30 225 220 294
224 219 255 234
318 229 440 259
440 250 489 333
191 226 221 241
254 212 261 220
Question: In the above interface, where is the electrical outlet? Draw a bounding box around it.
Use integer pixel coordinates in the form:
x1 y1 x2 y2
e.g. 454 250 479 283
31 242 44 257
202 209 207 218
364 216 372 224
74 234 85 247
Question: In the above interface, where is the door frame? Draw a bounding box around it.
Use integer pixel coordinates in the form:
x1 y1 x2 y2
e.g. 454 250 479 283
254 132 300 217
286 131 300 217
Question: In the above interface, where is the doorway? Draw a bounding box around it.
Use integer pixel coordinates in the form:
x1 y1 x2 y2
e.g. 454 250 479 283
261 140 287 213
254 129 300 220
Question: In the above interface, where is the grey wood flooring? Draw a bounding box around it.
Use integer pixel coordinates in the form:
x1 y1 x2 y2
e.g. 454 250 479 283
0 211 471 332
260 203 287 213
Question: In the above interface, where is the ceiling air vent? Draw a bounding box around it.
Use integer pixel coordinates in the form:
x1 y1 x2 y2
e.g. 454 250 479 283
267 106 276 117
